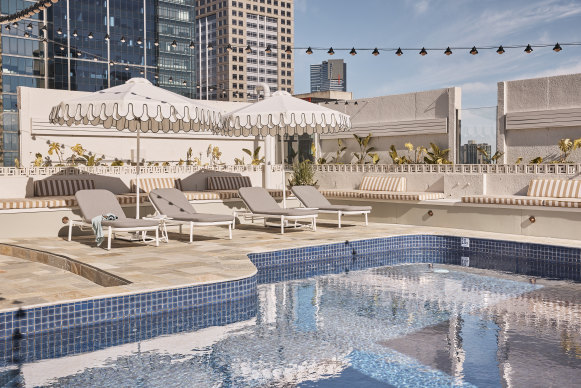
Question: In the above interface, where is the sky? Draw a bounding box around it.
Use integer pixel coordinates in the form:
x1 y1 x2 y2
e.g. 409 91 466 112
292 0 581 145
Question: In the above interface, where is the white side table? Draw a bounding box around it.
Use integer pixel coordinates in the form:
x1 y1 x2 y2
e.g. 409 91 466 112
142 215 173 243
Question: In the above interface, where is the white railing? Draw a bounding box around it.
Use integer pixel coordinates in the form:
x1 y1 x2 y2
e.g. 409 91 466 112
1 163 580 177
312 163 581 175
0 164 269 177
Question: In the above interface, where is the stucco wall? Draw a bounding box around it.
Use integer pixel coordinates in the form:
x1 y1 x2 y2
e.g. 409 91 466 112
319 87 461 163
497 73 581 164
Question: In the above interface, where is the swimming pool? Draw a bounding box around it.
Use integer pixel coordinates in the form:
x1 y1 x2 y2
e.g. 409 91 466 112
1 235 580 386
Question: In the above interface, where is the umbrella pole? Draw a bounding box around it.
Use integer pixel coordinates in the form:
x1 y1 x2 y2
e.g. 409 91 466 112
136 127 140 219
281 135 286 208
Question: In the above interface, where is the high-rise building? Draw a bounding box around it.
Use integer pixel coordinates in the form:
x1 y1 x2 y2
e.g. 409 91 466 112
0 0 196 166
460 140 491 164
195 0 294 101
310 59 346 92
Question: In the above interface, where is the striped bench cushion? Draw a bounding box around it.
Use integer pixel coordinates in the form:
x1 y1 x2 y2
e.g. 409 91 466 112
543 198 581 208
116 193 149 205
207 175 252 190
34 179 95 197
527 179 581 198
359 176 406 192
130 177 183 193
360 191 445 201
0 196 77 210
182 191 221 201
319 190 363 199
462 195 544 206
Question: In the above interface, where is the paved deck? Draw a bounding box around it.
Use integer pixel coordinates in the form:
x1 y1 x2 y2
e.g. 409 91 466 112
1 220 581 312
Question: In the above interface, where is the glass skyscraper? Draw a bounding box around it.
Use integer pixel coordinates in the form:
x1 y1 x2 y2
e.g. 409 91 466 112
310 59 347 93
0 0 196 166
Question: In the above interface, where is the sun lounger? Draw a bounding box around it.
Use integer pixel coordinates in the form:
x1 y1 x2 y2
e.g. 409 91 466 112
70 189 160 250
291 185 371 228
149 188 234 242
237 187 318 234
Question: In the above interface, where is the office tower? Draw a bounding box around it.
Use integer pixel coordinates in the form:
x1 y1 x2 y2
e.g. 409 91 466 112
195 0 294 101
461 140 491 164
0 0 196 166
310 59 347 92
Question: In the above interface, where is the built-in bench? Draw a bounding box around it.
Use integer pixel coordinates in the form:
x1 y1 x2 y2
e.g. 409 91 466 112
462 179 581 208
320 175 445 201
129 177 220 200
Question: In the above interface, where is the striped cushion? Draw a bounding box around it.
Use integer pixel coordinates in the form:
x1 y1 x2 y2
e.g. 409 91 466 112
130 177 183 193
359 176 406 192
116 193 149 205
182 191 221 201
462 195 543 206
34 179 95 197
207 176 252 190
209 189 291 200
360 192 445 201
527 179 581 198
543 198 581 208
0 196 76 210
319 190 362 199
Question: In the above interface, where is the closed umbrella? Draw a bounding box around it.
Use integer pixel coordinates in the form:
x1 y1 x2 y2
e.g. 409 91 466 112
49 77 219 218
216 89 351 207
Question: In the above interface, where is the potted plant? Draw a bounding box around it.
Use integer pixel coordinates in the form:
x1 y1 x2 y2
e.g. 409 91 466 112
288 159 318 188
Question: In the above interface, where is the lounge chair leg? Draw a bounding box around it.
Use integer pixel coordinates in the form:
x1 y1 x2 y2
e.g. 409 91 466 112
232 214 236 230
189 222 194 243
179 224 183 235
68 221 73 241
281 216 284 234
313 217 317 231
155 227 159 247
107 226 112 250
228 223 232 239
338 211 342 228
365 212 368 226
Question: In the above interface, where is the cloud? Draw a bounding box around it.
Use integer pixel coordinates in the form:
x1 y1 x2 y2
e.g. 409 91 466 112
460 81 497 93
526 61 581 79
414 0 431 14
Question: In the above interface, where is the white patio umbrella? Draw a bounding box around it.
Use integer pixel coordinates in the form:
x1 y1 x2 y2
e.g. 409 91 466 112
49 77 219 218
215 89 351 207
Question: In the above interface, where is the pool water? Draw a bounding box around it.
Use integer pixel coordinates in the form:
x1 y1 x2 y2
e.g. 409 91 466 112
2 264 580 387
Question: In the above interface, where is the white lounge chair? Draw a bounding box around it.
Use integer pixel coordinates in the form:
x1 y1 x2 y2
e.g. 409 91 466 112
237 187 318 234
70 189 160 250
149 188 234 242
292 185 371 228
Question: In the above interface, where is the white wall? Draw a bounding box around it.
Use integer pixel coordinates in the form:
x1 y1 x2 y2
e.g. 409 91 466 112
17 87 261 167
497 73 581 164
319 87 461 163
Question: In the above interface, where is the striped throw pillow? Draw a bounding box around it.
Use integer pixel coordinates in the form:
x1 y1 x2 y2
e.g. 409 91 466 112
207 176 252 190
34 179 95 197
527 179 581 198
359 176 406 192
130 177 183 193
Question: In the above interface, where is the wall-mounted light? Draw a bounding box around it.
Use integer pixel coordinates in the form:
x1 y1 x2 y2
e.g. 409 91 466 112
427 210 434 216
529 216 536 223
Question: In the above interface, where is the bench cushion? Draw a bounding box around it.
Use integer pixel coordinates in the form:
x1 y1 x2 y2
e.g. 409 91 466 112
320 189 443 201
130 177 183 193
34 179 95 197
462 195 544 206
207 176 252 190
543 198 581 208
359 176 406 192
527 179 581 198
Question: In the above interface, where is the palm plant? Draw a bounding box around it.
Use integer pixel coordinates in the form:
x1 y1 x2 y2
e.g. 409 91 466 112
557 138 581 163
353 134 376 164
241 146 265 165
389 145 411 165
424 143 451 164
477 148 504 164
529 156 543 164
47 141 65 165
332 139 347 163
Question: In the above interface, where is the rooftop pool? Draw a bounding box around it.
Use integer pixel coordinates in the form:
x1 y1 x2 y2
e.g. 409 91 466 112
1 235 579 387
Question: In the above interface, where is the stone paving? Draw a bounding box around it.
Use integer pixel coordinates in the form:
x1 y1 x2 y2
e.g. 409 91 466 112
1 219 581 312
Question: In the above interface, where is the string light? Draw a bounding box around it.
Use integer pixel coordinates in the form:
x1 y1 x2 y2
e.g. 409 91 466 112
444 47 452 55
372 48 380 56
265 45 271 54
88 32 94 39
349 47 357 56
470 46 478 55
154 38 159 46
285 45 292 54
328 47 334 55
419 47 427 56
171 39 177 48
525 44 533 53
245 44 251 53
72 29 77 37
104 33 110 41
553 43 562 52
189 41 195 49
56 27 62 35
306 47 313 54
120 35 126 43
395 47 403 56
136 37 142 44
496 45 505 54
207 42 214 50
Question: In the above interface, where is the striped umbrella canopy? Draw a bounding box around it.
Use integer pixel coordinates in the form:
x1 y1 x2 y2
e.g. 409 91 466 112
49 77 220 132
